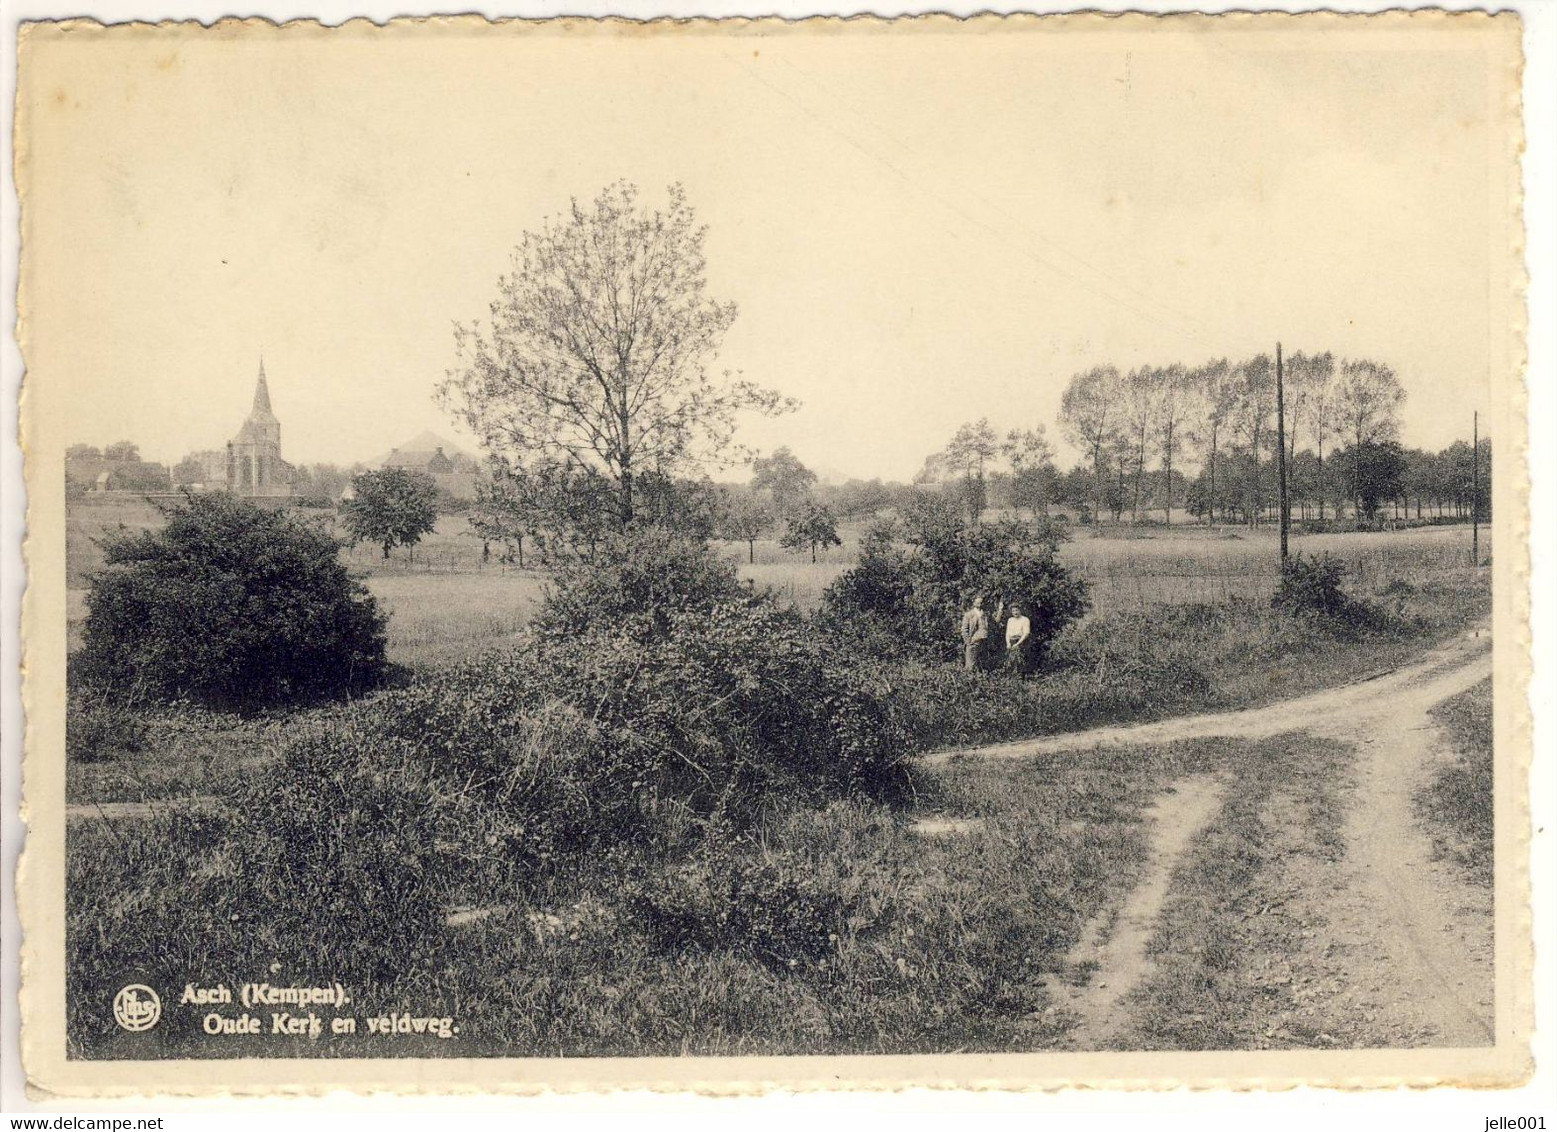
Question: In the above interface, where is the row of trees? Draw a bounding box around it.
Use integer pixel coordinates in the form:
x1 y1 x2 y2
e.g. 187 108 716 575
76 182 1489 573
379 181 1489 566
1057 353 1412 527
1181 437 1492 525
66 441 144 463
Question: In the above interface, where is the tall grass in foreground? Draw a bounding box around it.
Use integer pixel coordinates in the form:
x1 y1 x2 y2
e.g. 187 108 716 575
70 734 1244 1058
1417 678 1493 888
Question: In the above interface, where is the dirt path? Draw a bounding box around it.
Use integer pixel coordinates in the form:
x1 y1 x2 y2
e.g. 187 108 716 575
1054 775 1225 1048
934 622 1494 1049
1332 697 1495 1045
920 623 1490 767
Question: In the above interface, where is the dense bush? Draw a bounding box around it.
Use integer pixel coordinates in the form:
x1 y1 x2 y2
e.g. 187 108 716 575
1271 552 1394 632
75 493 387 710
192 534 917 933
1271 553 1349 617
531 527 747 640
821 518 1089 670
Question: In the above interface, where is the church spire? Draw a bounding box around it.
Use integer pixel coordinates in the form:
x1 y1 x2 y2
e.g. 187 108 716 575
251 358 275 419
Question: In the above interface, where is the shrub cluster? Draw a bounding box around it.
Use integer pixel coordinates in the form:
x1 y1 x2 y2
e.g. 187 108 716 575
1271 552 1392 631
1271 552 1349 617
194 533 918 947
820 518 1089 670
76 493 387 710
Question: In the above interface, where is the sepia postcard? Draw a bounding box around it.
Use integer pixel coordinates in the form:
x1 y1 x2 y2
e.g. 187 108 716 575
13 10 1532 1098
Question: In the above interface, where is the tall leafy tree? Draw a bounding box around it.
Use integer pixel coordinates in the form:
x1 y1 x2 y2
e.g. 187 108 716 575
171 456 206 487
1186 358 1239 525
1002 426 1057 518
1152 363 1192 524
1331 440 1407 522
1303 354 1341 520
717 487 775 564
1331 358 1405 520
1402 447 1437 519
1284 350 1335 463
1229 354 1275 526
1119 367 1159 522
750 446 818 516
1059 365 1123 521
342 468 439 559
827 478 894 521
103 440 141 463
439 181 794 529
779 501 843 564
944 418 1001 523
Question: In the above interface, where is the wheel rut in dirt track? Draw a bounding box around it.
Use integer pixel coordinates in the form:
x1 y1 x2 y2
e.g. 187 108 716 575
1053 774 1225 1049
932 623 1495 1050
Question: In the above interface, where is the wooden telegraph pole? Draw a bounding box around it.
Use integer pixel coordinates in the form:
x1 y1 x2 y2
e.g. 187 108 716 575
1276 342 1289 560
1472 410 1479 566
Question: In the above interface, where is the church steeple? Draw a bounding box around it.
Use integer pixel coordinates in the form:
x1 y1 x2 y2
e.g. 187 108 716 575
251 358 275 419
228 357 289 497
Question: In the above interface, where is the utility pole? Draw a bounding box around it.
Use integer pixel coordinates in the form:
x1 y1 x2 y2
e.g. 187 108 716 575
1472 409 1479 566
1276 342 1289 560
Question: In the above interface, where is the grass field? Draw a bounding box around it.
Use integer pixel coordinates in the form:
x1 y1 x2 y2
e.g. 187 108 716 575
65 497 1490 664
61 494 1496 1058
65 721 1294 1057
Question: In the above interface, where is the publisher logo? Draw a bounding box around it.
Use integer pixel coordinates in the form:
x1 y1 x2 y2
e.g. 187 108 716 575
113 984 161 1032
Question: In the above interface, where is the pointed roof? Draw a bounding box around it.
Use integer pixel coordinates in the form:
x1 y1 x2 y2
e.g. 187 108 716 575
375 431 471 467
249 359 277 423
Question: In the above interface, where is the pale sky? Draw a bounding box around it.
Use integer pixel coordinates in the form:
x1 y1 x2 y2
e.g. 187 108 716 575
19 17 1517 481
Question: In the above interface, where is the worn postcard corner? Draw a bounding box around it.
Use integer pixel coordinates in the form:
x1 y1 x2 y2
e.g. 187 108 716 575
13 8 1534 1099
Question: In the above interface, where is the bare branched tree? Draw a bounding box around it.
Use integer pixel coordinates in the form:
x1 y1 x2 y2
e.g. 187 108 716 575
440 181 796 529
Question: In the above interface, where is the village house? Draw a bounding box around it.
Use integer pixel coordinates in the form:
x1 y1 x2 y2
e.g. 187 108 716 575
64 449 172 495
380 431 480 502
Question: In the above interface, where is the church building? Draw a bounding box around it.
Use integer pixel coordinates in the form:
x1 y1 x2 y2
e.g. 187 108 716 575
226 361 295 498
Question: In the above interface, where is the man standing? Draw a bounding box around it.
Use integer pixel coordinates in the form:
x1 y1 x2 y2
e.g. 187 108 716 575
1004 601 1032 675
960 594 989 670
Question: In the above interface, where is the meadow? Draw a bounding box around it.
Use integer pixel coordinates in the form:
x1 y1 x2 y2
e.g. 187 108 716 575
62 493 1494 1057
1417 678 1494 888
65 497 1488 666
64 728 1300 1058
